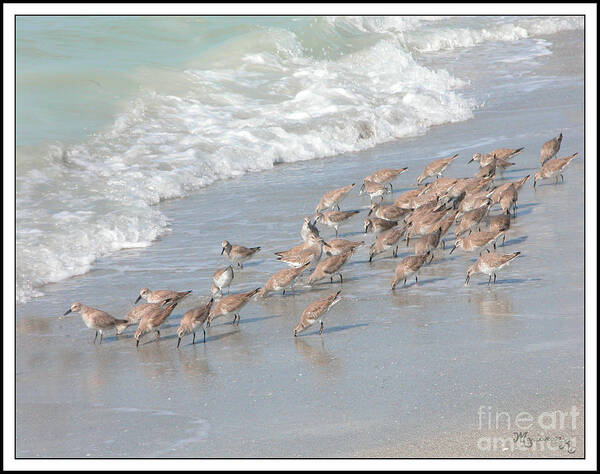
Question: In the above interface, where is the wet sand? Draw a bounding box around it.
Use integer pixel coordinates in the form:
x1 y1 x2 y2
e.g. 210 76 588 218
16 30 584 458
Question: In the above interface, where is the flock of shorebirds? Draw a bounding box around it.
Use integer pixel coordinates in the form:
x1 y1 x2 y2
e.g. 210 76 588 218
61 132 578 347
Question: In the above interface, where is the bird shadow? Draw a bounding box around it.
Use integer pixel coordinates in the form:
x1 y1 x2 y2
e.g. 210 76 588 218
238 314 282 325
503 235 528 247
394 277 446 289
475 277 541 286
296 322 369 337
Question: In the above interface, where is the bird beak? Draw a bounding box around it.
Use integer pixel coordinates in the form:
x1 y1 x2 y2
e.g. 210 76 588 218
220 248 225 255
468 157 474 163
465 274 470 285
450 245 457 254
136 338 140 348
134 295 142 304
177 337 181 348
63 309 72 316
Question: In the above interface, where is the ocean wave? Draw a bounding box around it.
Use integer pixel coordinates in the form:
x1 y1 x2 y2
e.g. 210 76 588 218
16 16 581 303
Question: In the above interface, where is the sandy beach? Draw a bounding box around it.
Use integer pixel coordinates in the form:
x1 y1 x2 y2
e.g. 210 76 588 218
15 24 584 458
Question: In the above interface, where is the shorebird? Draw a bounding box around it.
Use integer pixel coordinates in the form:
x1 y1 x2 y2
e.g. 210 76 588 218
489 175 530 204
368 202 408 221
455 205 490 236
276 233 329 261
314 210 360 236
369 227 404 262
315 183 356 213
301 216 320 242
450 230 503 255
470 148 523 166
488 214 510 245
122 302 163 334
540 133 563 166
414 227 443 257
476 163 497 179
364 217 398 234
533 153 578 188
276 235 330 268
390 253 431 289
207 288 260 327
498 185 518 216
211 265 234 297
176 298 214 347
62 302 129 344
420 177 458 199
221 241 261 269
363 167 408 191
394 188 422 209
323 238 364 256
135 288 192 305
293 291 342 336
258 262 311 297
416 153 459 185
458 192 492 214
307 248 356 285
359 179 389 202
134 301 178 347
465 251 521 285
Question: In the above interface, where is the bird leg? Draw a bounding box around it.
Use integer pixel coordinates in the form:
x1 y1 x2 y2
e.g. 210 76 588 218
319 321 324 335
203 328 206 343
193 332 196 344
493 273 497 284
155 330 160 342
99 331 103 344
93 331 98 344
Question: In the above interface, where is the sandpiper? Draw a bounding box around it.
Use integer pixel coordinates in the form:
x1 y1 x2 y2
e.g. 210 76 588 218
414 227 443 257
62 302 129 344
324 238 364 256
207 288 260 327
394 188 422 209
293 291 342 336
534 153 578 188
176 298 214 347
314 210 360 237
498 185 518 216
489 175 530 204
307 247 356 285
450 230 503 255
135 288 192 305
488 214 510 245
363 167 408 191
540 133 563 166
476 163 497 180
134 301 179 347
221 240 261 269
368 202 408 221
458 192 492 214
211 265 234 297
416 153 459 185
258 262 311 297
301 216 320 242
315 183 356 213
122 302 163 333
390 253 431 289
276 233 330 262
369 227 404 262
364 217 398 234
359 179 389 202
465 251 521 285
455 205 490 237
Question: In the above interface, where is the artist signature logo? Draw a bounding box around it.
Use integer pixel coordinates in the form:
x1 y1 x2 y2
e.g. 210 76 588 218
513 431 577 454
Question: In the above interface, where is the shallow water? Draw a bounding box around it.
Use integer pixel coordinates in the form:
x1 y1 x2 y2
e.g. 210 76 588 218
16 25 584 457
16 15 584 304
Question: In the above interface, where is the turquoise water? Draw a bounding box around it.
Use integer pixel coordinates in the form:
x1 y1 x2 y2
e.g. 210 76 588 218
15 16 583 303
17 16 299 145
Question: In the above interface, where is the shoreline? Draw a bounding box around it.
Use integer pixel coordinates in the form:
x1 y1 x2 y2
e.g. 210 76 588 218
15 30 584 458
